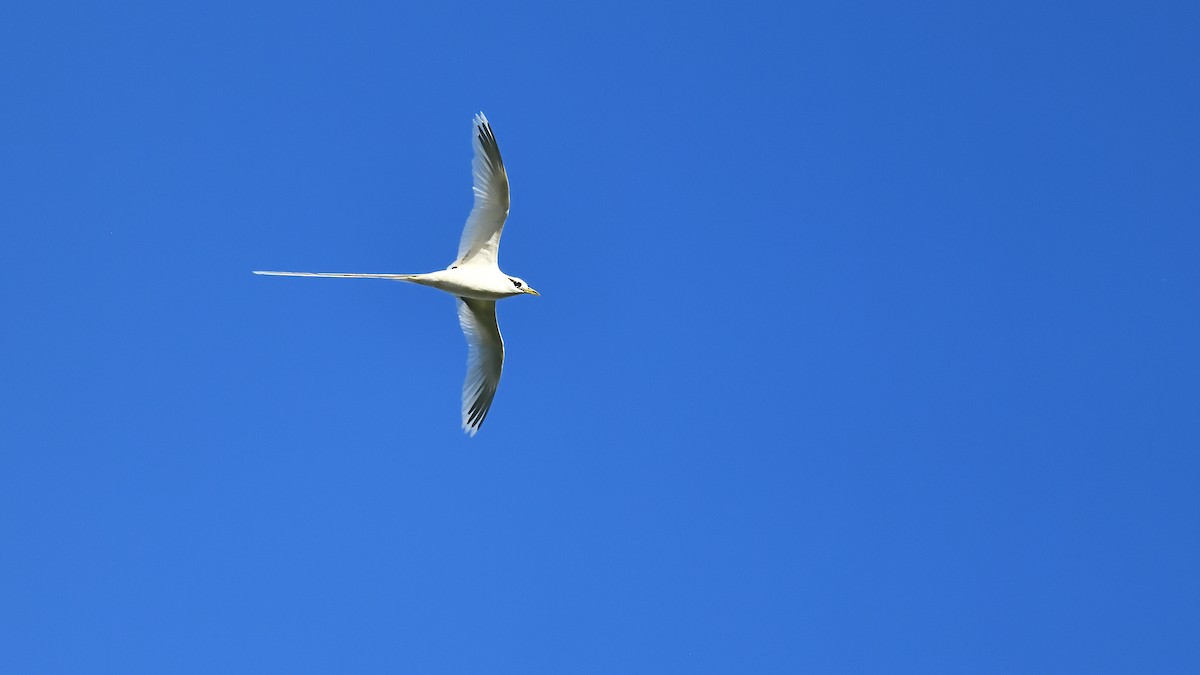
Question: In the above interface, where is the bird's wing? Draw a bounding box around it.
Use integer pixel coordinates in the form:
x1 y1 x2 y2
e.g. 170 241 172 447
456 297 504 436
454 112 510 267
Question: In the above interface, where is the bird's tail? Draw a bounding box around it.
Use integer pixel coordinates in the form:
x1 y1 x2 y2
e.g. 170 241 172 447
252 271 419 281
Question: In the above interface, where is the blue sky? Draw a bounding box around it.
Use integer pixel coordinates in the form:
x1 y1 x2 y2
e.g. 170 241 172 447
2 1 1198 672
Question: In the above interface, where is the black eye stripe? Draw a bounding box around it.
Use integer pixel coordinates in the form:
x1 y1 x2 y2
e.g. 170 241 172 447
511 279 522 288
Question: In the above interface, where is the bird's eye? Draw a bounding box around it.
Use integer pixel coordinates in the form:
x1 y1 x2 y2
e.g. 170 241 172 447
512 280 522 288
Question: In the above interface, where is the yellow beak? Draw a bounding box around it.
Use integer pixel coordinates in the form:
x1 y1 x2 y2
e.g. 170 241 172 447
524 287 540 296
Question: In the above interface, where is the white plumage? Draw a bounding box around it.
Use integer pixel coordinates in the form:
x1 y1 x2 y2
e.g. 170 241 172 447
254 113 538 435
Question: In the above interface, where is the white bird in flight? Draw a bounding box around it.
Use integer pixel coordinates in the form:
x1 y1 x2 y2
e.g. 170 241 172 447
254 112 539 436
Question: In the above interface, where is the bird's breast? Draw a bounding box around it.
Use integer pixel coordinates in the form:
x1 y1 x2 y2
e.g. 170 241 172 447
415 268 516 300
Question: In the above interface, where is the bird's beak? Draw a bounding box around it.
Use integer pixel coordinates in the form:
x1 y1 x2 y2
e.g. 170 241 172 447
524 287 540 296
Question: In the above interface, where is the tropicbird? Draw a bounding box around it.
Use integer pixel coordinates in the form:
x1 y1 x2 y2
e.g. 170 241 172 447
254 112 538 436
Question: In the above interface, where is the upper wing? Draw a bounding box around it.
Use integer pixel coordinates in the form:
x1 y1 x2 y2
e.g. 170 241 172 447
456 297 504 436
454 112 510 267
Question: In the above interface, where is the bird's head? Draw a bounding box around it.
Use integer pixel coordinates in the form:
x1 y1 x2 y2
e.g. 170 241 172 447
507 276 539 296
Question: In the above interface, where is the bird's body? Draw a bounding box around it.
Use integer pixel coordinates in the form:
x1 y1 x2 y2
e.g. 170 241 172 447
414 266 533 300
254 113 537 435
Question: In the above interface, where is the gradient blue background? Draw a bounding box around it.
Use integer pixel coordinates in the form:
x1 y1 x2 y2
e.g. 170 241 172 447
2 1 1198 672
